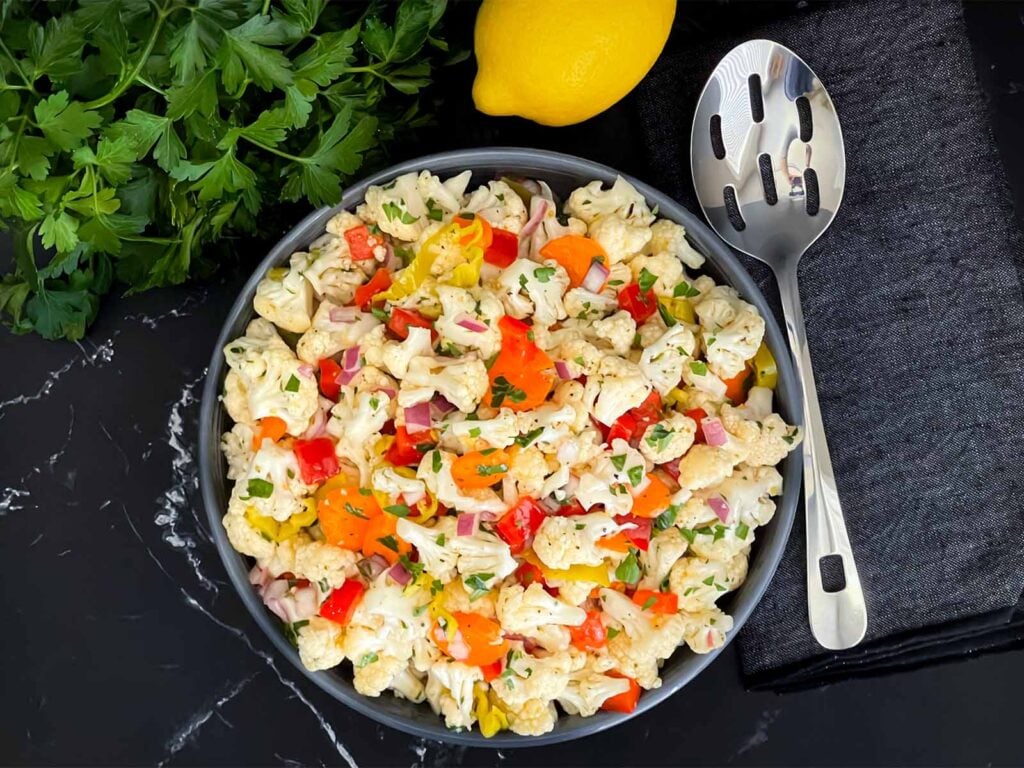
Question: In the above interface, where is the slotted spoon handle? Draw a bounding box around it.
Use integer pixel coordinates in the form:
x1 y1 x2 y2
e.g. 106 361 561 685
776 264 868 650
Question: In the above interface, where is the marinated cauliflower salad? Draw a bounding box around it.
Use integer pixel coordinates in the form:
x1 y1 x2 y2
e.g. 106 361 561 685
219 170 801 737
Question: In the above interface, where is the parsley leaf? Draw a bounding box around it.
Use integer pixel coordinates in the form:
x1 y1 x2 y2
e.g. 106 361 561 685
638 268 658 293
464 573 494 601
490 375 527 407
614 550 642 585
514 427 545 448
245 478 274 499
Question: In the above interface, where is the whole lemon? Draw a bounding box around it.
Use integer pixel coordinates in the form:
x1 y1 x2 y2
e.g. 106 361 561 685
472 0 676 127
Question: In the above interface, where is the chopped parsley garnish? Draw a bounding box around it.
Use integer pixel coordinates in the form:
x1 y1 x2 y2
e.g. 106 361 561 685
606 627 621 640
377 535 400 553
284 374 301 392
736 522 750 540
490 376 527 407
638 268 658 292
712 524 727 542
399 554 425 578
657 300 678 327
369 396 379 410
689 361 708 376
673 281 701 298
430 579 444 596
607 279 625 287
435 533 447 546
469 427 481 438
515 427 545 448
654 505 678 531
679 527 696 544
575 523 586 530
519 274 529 289
426 198 444 221
356 652 379 668
533 267 556 283
614 550 642 585
476 463 508 477
283 619 309 647
358 487 373 496
432 450 442 473
645 423 673 451
706 337 716 347
627 465 645 487
371 307 390 323
344 502 369 519
465 573 494 601
782 435 795 445
244 478 274 499
441 342 463 358
385 504 411 518
610 454 627 471
641 596 657 611
382 201 418 224
702 575 716 586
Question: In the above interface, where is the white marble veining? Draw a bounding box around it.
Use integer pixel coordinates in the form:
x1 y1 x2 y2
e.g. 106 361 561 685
159 673 258 766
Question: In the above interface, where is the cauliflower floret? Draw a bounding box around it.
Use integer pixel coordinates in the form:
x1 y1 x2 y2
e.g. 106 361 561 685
241 441 314 521
681 359 728 400
389 666 427 703
496 259 569 326
719 389 802 467
639 411 697 465
637 314 669 348
676 444 747 492
254 252 314 333
705 464 783 528
463 179 529 233
222 510 275 560
523 193 588 259
450 530 518 591
417 450 507 515
563 287 618 320
640 324 697 395
587 213 653 264
358 171 469 242
433 285 503 360
224 319 319 435
639 528 690 591
497 583 587 637
295 301 381 363
592 310 636 356
326 389 391 482
372 466 427 505
647 219 706 270
514 401 579 452
425 660 482 730
296 616 346 671
293 540 359 589
221 422 255 480
586 356 652 426
687 521 752 563
533 512 624 570
625 252 684 298
440 579 498 620
575 468 634 517
354 653 407 697
670 554 748 611
222 371 253 425
693 286 765 379
507 698 558 736
566 176 654 226
680 607 734 654
448 408 518 449
381 325 434 379
300 233 368 304
508 447 550 497
544 578 602 607
556 334 603 378
396 517 459 582
399 356 489 414
558 665 633 717
493 649 585 709
601 589 688 688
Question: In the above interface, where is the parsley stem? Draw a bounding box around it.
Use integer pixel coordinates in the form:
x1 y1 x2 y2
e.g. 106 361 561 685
239 135 307 164
0 38 35 92
135 75 166 96
83 5 171 110
260 0 272 14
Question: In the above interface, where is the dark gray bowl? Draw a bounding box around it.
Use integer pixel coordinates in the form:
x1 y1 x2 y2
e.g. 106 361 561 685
199 148 801 747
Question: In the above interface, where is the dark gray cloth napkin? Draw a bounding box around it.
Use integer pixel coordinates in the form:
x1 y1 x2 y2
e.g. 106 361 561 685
635 0 1024 688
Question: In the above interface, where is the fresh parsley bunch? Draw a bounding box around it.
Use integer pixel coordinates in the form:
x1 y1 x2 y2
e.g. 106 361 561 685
0 0 456 340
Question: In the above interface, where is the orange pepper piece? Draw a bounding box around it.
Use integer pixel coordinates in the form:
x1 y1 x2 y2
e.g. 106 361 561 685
361 512 412 565
251 416 288 449
629 473 672 519
539 235 609 288
317 485 382 551
454 213 494 249
722 366 751 404
433 612 509 667
596 532 633 553
451 448 514 490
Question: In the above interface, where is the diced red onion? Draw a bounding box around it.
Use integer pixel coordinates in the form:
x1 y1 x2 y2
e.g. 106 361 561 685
554 360 572 379
357 554 389 580
706 629 715 647
456 512 479 537
301 404 328 440
382 243 402 271
248 565 270 588
581 260 610 293
388 561 412 586
260 579 289 601
329 306 359 323
377 387 397 399
502 632 527 642
522 637 541 654
297 363 314 378
430 395 456 415
701 416 728 447
292 586 318 619
522 179 543 196
707 496 730 523
455 314 488 333
479 510 500 523
519 199 549 240
404 402 432 433
338 346 362 385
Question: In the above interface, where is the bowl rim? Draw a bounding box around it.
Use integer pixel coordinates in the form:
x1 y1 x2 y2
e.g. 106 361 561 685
198 147 802 748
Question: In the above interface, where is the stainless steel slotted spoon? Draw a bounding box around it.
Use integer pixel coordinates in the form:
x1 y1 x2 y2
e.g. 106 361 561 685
691 40 867 650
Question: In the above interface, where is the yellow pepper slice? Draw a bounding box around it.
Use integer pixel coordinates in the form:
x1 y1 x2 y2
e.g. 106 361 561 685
245 506 280 541
378 219 485 301
522 552 611 586
752 342 778 389
277 498 318 539
266 267 289 280
659 296 696 324
314 473 351 505
474 683 510 738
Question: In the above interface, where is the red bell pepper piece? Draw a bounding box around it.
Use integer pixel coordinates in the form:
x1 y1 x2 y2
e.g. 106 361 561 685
387 307 434 341
354 268 391 310
617 282 658 323
480 659 503 682
684 408 708 443
606 413 637 445
631 589 679 615
292 437 340 484
318 358 342 401
614 514 652 552
320 580 365 626
343 224 381 261
494 497 548 554
385 426 434 467
659 460 681 483
484 228 519 267
601 674 641 713
569 610 608 652
555 499 588 517
515 562 545 587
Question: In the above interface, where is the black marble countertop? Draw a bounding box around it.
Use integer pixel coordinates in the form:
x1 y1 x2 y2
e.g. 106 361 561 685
4 3 1024 766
